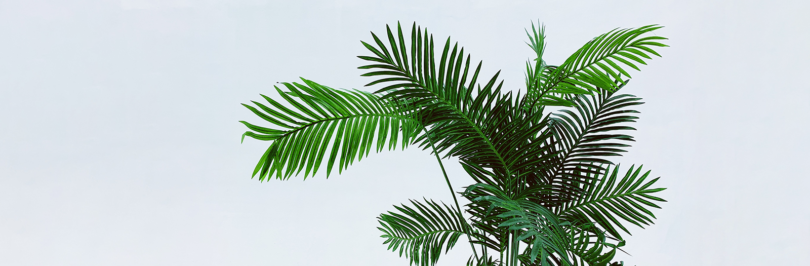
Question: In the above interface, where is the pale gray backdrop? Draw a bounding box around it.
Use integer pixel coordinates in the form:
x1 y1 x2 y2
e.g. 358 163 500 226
1 0 808 265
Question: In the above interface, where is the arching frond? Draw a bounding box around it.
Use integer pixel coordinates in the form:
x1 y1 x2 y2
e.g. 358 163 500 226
529 25 667 106
558 165 666 239
544 84 643 206
240 78 420 181
378 199 470 266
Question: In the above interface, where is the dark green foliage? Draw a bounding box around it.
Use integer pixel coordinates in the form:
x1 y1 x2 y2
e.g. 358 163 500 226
240 21 668 266
542 85 643 208
557 165 666 239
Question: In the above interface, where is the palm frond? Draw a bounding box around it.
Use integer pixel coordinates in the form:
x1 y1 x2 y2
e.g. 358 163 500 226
515 216 623 266
359 22 557 190
378 199 470 266
464 183 572 265
564 219 622 266
558 164 666 239
361 23 565 197
240 78 420 180
543 85 643 205
529 25 667 106
516 227 620 266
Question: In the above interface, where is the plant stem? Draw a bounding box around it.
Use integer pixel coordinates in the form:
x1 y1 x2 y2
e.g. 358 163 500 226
423 128 481 262
512 231 520 266
506 233 511 266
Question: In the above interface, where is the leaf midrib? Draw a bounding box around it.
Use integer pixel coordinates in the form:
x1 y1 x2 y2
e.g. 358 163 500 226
558 188 645 218
275 112 418 139
384 229 465 242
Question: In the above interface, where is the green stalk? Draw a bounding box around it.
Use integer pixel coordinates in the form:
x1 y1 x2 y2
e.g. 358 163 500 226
506 233 511 266
510 231 515 266
500 229 507 265
509 232 516 266
423 127 481 262
504 230 519 266
512 231 519 266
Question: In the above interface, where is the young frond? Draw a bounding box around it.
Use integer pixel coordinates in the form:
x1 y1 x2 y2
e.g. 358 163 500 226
525 21 553 102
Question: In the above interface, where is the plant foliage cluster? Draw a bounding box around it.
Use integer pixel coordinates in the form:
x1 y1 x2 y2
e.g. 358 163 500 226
240 21 668 266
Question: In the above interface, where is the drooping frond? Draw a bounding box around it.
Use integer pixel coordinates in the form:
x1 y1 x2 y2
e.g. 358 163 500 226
240 78 420 180
378 199 470 266
557 165 666 239
528 25 667 106
544 84 643 206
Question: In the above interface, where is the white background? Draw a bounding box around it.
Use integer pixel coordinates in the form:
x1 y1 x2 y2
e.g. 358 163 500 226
1 0 808 265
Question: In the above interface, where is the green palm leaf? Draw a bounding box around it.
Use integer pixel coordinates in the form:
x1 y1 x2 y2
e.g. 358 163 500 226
378 199 470 266
360 23 563 197
516 217 622 266
563 219 622 266
465 183 572 265
509 210 625 266
529 25 667 106
558 164 666 239
359 22 549 189
240 78 420 180
544 85 643 205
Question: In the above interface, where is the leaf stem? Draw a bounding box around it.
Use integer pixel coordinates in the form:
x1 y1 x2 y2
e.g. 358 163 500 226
423 127 481 262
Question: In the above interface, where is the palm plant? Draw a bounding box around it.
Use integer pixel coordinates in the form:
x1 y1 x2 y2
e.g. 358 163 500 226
239 21 668 266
